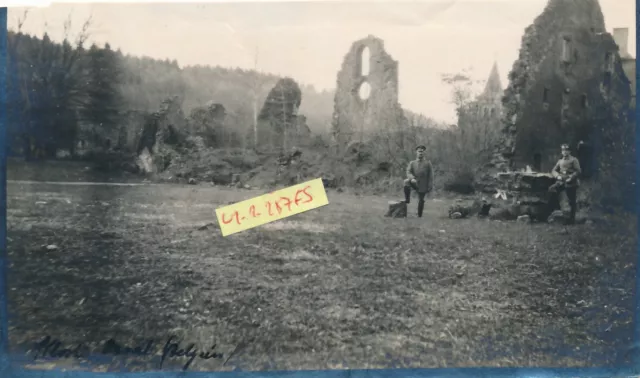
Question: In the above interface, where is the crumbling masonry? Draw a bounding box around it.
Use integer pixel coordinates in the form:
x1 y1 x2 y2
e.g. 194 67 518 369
492 0 632 174
136 96 187 173
331 35 406 152
479 0 634 216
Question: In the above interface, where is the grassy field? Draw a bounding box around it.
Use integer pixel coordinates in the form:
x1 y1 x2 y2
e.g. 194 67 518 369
5 167 638 372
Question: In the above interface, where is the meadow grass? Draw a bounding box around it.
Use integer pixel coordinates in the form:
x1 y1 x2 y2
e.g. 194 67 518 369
6 182 636 371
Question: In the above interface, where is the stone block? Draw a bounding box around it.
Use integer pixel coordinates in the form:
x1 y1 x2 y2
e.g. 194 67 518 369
385 200 407 218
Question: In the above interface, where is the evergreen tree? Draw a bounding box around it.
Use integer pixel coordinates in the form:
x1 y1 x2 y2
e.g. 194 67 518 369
82 43 124 147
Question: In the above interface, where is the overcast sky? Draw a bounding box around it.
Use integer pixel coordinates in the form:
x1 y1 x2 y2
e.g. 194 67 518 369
7 0 636 123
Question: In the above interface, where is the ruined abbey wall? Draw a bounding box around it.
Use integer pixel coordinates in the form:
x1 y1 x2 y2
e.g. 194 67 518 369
496 0 632 175
331 35 406 152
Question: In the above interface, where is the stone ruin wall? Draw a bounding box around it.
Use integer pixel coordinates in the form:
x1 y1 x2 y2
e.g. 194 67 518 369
136 96 188 173
480 0 633 197
331 35 406 153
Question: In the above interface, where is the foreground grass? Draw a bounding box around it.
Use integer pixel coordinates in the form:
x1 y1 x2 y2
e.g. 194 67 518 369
6 181 637 372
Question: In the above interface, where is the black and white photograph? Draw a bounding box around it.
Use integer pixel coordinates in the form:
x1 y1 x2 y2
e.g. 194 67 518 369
3 0 638 372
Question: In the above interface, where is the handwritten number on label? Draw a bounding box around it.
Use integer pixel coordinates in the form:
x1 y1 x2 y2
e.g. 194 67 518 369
221 212 234 224
279 197 293 212
223 185 316 226
221 211 241 225
299 186 314 203
274 200 283 215
216 179 328 237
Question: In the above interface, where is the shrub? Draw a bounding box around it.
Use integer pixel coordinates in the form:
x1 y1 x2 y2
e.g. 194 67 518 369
442 169 476 194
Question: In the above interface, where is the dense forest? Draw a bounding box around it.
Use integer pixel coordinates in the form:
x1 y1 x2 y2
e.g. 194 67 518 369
120 57 336 135
5 26 338 159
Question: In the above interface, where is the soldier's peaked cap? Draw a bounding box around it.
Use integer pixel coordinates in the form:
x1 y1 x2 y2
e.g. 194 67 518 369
561 143 570 149
415 145 426 151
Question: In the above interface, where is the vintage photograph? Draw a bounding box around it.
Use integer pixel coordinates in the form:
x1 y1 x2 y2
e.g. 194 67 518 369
4 0 638 372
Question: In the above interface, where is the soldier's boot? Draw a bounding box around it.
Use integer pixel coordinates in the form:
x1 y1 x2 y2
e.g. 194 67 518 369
568 207 577 224
418 200 425 218
404 186 411 203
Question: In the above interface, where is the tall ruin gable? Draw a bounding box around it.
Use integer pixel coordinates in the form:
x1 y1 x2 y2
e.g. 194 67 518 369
464 62 504 121
478 62 504 111
331 35 405 152
495 0 632 175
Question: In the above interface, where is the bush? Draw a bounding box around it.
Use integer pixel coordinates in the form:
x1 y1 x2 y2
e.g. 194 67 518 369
80 149 139 173
442 169 476 194
182 135 207 152
310 134 330 149
153 145 180 171
218 149 262 170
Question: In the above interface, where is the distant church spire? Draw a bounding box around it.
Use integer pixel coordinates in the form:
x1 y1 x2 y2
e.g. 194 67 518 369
482 61 503 97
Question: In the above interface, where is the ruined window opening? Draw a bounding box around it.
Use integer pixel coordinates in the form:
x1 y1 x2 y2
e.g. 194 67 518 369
490 108 496 117
358 81 371 101
561 37 571 62
542 87 549 103
561 93 569 114
603 72 612 91
577 141 592 178
533 153 542 172
360 46 371 77
580 94 588 108
604 52 614 72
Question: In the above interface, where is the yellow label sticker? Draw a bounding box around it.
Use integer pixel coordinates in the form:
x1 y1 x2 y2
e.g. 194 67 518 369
215 178 329 236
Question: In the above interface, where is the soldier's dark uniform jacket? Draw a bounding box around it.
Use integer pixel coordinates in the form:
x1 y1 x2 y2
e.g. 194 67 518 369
549 150 582 223
552 155 582 187
406 159 434 193
403 145 434 218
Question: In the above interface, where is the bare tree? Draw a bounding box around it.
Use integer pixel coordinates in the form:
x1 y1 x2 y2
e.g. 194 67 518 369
251 47 260 148
279 83 290 152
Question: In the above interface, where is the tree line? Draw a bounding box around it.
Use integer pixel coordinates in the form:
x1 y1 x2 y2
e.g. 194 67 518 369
5 15 336 159
6 14 124 159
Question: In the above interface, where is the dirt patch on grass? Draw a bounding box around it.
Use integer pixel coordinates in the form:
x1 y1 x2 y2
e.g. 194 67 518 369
261 220 338 233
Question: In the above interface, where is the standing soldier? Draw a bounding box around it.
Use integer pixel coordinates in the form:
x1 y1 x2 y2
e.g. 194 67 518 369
404 145 434 218
548 143 582 224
